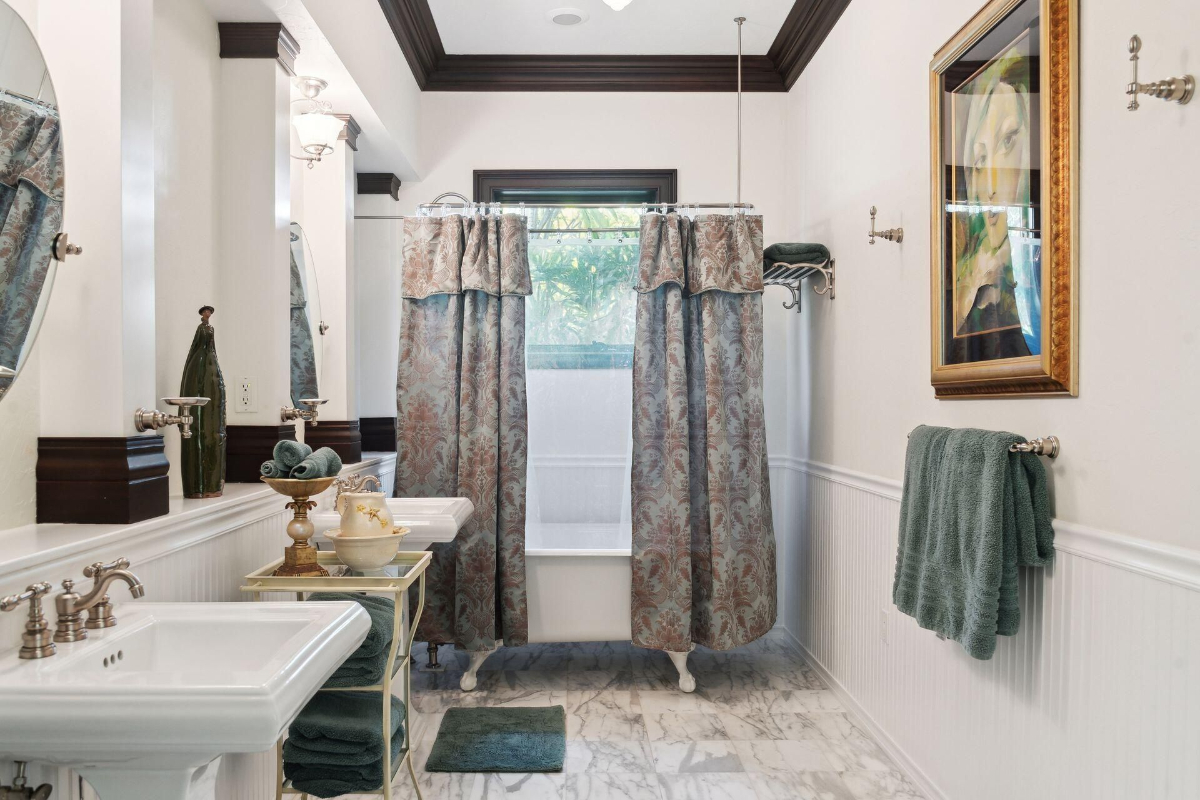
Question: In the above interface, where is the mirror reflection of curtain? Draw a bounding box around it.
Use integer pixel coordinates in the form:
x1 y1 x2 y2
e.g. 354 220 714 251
0 96 62 393
289 233 319 405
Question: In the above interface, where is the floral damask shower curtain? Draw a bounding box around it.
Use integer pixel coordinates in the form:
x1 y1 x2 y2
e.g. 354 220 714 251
631 213 777 653
396 213 531 652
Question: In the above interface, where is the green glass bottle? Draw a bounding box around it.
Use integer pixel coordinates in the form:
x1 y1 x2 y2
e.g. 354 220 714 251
180 306 226 498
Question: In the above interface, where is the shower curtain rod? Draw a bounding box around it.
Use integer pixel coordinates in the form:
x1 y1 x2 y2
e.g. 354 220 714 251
354 203 755 222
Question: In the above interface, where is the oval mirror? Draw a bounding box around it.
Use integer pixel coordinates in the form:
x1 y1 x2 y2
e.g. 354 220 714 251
0 3 64 403
289 222 324 406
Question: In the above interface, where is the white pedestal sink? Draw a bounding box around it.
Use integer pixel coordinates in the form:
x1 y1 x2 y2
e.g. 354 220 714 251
0 601 369 800
312 497 473 551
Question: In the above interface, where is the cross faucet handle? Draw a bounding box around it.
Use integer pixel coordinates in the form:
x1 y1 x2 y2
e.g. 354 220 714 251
1 582 56 659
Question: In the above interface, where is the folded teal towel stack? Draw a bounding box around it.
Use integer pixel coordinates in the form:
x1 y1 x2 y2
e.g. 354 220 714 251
290 447 343 479
893 425 1055 660
259 460 289 478
763 242 831 269
274 440 312 470
307 593 395 687
283 691 405 798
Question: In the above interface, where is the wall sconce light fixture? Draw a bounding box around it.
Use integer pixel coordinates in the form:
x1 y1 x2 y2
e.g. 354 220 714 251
292 77 344 168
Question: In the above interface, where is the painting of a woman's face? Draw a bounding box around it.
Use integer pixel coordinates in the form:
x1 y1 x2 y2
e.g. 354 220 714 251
966 82 1030 251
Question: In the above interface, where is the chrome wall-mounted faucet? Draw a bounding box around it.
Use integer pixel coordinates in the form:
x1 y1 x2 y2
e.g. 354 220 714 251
0 583 55 660
281 398 328 426
54 564 144 643
134 396 209 438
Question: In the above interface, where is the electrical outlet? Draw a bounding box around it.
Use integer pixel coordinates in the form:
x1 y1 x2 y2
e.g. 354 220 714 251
237 377 254 413
881 608 889 645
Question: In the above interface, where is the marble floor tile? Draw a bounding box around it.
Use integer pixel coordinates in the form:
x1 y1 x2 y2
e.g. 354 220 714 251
656 773 760 800
840 769 926 799
817 734 895 772
644 711 727 743
733 739 835 773
400 640 921 800
481 772 566 799
565 739 654 773
649 740 745 773
750 771 858 800
562 773 664 800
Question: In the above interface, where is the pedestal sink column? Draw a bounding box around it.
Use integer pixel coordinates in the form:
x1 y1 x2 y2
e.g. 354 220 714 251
80 756 221 800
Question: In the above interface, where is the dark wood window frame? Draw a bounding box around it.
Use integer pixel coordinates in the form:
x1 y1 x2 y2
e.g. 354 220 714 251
473 169 677 205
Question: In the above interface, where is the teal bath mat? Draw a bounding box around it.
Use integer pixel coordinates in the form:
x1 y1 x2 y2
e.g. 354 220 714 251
425 706 566 773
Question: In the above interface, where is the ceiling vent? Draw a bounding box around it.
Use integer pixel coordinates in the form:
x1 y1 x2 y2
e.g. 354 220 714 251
547 8 588 26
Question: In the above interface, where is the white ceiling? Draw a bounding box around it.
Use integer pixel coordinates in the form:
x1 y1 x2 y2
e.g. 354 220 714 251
427 0 794 56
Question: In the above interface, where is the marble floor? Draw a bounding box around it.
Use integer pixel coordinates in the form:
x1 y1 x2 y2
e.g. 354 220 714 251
358 633 925 800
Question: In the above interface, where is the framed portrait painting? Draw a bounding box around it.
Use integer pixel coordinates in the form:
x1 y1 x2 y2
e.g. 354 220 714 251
930 0 1077 398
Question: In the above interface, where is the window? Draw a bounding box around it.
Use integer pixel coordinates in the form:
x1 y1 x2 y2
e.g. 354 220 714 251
474 170 677 370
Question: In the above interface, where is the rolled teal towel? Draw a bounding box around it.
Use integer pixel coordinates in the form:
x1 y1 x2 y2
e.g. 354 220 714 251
284 692 404 797
304 594 393 662
260 460 288 478
273 440 312 471
290 446 343 480
764 242 831 269
893 425 1055 660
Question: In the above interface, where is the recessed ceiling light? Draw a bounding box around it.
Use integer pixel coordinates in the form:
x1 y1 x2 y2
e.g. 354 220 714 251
547 7 588 26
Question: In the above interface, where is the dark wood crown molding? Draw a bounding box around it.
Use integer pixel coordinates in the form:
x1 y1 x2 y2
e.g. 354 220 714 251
767 0 852 90
377 0 444 90
304 420 363 466
357 173 401 200
334 113 361 151
360 417 397 452
37 436 170 524
377 0 848 92
218 22 300 76
226 424 297 483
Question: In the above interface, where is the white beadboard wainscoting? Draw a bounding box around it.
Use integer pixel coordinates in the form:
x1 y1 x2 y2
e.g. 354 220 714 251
0 453 395 800
769 456 1200 800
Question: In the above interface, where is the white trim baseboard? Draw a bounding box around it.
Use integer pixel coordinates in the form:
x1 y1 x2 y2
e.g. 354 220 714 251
775 625 947 800
768 455 1200 593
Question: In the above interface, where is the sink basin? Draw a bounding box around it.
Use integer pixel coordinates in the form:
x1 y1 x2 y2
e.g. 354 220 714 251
0 601 369 800
313 496 473 551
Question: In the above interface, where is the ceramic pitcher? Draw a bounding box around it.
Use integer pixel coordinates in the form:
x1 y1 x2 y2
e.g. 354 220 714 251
335 490 395 538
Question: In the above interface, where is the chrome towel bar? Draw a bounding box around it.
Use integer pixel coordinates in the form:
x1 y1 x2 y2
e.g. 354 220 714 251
1009 436 1060 458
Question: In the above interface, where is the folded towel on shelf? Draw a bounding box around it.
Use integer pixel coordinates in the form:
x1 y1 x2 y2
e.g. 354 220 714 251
307 592 395 685
260 459 289 478
284 692 405 798
893 425 1055 660
273 440 312 471
290 446 344 479
763 242 831 268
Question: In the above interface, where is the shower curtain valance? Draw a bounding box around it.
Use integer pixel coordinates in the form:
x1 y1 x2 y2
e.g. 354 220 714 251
635 213 765 296
401 214 532 299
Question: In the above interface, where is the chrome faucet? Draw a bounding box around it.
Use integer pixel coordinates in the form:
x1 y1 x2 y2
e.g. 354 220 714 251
54 563 144 643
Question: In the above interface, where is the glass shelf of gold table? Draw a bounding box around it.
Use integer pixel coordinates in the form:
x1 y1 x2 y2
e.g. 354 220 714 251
243 550 430 800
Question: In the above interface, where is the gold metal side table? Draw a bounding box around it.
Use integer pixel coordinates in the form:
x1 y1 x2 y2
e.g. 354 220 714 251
243 550 430 800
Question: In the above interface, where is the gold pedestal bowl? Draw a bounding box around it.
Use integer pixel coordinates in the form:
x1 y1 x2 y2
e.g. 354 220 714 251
261 476 339 577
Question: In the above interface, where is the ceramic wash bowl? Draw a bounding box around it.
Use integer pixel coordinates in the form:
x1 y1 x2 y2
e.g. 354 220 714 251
313 497 473 551
0 601 369 800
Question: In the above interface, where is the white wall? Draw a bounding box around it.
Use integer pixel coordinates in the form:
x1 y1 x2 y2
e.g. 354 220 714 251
783 0 1200 550
354 193 402 419
395 91 794 457
153 0 220 496
780 1 1200 798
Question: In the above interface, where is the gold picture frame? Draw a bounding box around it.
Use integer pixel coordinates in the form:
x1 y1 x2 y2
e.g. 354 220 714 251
930 0 1078 398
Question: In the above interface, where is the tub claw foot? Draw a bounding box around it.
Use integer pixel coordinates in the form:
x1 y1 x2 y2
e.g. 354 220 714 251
667 646 696 693
460 643 497 692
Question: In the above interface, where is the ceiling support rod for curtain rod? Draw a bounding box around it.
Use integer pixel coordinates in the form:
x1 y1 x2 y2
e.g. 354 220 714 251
735 16 745 206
